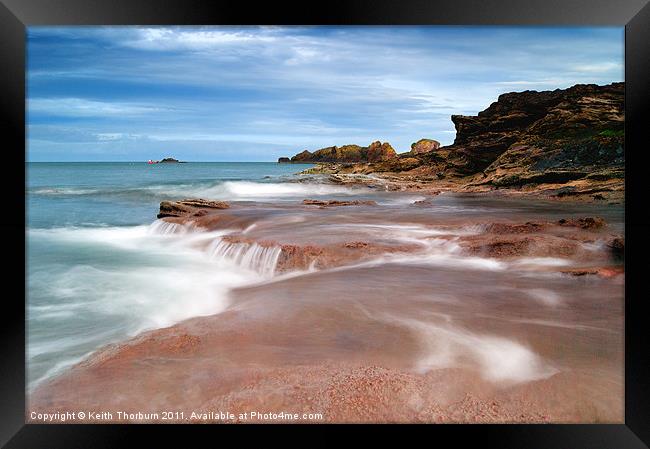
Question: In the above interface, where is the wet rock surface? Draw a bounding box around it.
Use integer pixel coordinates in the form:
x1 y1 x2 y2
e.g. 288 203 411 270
157 199 230 218
302 199 378 208
30 192 624 424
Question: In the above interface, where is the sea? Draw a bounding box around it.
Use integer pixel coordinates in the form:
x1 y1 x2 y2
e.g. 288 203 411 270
26 162 624 395
26 161 319 389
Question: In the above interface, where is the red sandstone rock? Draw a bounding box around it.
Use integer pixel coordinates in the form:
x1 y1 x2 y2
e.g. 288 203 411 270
366 141 398 163
157 199 230 218
302 199 377 207
410 139 441 155
557 217 606 230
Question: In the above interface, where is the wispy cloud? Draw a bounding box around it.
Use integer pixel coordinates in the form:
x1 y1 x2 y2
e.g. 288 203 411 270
27 26 624 161
122 27 279 51
28 98 167 118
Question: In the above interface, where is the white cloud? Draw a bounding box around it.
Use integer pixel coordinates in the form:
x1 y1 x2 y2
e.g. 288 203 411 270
27 26 625 160
95 132 142 141
28 98 167 117
571 62 622 73
123 28 278 51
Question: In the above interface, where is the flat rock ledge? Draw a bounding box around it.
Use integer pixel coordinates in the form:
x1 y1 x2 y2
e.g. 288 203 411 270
302 199 377 207
157 199 230 218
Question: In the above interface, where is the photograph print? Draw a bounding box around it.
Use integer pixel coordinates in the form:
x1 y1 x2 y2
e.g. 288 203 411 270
26 25 625 424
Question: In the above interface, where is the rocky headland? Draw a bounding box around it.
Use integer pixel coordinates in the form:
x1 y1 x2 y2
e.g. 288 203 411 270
279 83 624 202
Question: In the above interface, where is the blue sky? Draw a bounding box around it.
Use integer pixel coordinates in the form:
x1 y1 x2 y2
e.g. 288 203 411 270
27 26 624 162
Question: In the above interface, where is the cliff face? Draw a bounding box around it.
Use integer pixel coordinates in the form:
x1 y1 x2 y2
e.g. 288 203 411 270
425 82 624 185
283 82 624 195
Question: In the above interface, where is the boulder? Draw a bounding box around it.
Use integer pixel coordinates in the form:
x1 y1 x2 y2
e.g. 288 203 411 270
410 139 440 155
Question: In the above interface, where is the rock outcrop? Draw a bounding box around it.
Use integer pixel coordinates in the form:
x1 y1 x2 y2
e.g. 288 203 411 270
410 139 440 155
157 199 230 218
302 199 377 208
282 141 397 164
290 83 624 198
366 141 398 163
429 82 624 185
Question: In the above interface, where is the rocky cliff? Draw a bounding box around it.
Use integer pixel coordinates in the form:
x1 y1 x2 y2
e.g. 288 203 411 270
288 82 624 198
433 82 625 187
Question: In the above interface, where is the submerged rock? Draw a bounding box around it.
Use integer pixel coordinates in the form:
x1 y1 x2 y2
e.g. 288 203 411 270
560 267 624 278
557 217 606 230
607 237 624 261
302 199 377 207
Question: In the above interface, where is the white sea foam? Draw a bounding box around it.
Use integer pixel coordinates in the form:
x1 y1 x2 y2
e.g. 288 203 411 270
142 180 355 201
27 224 265 388
513 257 573 267
148 219 189 235
398 317 559 384
525 288 563 307
31 180 362 202
31 187 99 195
208 239 282 277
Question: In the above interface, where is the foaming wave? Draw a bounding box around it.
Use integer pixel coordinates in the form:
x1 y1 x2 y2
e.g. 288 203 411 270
27 223 265 388
524 288 563 307
30 180 360 202
148 219 189 235
398 317 558 384
208 239 282 277
513 257 573 267
29 225 257 328
30 187 99 196
139 180 356 201
316 235 506 274
220 181 353 198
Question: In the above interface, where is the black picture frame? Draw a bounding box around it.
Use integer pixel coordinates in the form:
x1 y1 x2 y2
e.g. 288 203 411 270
3 0 649 447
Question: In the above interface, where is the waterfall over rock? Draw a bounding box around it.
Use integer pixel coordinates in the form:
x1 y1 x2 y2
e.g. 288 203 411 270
208 239 281 277
149 219 189 235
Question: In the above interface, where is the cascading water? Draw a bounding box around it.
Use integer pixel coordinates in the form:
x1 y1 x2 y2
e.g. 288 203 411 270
208 239 282 277
148 219 189 235
148 219 282 277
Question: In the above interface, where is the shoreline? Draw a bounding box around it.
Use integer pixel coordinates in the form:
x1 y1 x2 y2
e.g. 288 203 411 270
294 163 625 204
28 186 625 423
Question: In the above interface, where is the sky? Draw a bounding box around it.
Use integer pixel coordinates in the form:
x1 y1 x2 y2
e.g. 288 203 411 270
27 26 624 162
